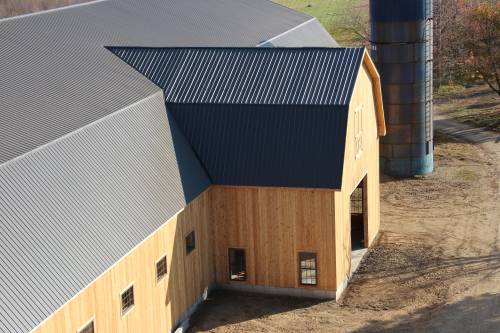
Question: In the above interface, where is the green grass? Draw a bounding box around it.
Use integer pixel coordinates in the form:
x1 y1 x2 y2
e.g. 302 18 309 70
435 85 500 132
275 0 368 45
435 84 466 96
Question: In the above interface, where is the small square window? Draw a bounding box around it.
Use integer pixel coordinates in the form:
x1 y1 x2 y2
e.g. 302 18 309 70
299 252 317 286
156 256 167 282
121 285 134 315
186 231 195 255
229 248 246 281
77 320 94 333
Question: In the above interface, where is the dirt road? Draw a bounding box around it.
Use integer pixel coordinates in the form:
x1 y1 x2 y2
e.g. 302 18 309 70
190 108 500 332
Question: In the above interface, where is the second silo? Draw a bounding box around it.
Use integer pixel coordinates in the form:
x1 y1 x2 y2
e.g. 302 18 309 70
370 0 433 177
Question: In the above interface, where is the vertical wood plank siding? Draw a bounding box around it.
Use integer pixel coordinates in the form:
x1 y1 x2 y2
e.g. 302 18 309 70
335 64 381 285
32 190 214 333
210 186 337 291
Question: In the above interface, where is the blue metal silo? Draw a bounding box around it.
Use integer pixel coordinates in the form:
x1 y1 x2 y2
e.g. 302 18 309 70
370 0 433 176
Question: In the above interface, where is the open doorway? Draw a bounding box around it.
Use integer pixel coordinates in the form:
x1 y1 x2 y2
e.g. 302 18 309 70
350 176 367 273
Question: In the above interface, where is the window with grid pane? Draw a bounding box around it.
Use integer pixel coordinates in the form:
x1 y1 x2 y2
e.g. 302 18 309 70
229 248 246 281
156 256 167 282
77 321 94 333
121 285 134 315
299 252 317 285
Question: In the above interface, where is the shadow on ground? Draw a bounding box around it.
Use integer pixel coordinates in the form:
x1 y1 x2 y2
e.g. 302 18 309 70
353 293 500 333
189 290 326 332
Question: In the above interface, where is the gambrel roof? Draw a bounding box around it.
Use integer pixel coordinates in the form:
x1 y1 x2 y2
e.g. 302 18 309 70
111 47 383 189
0 0 336 166
0 1 337 332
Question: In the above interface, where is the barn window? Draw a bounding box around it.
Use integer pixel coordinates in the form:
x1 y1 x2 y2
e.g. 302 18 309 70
186 231 195 255
354 104 363 159
229 248 246 281
77 320 94 333
121 285 135 315
299 252 317 285
156 256 167 282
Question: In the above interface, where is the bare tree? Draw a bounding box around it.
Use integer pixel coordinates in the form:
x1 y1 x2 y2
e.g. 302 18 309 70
463 2 500 95
330 1 370 47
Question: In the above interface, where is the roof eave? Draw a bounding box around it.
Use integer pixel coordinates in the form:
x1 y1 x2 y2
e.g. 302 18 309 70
362 49 386 137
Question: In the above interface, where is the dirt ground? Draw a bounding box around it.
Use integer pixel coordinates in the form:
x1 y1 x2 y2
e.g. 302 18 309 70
189 89 500 332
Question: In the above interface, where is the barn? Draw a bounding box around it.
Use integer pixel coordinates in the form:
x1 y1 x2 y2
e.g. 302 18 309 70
0 1 384 333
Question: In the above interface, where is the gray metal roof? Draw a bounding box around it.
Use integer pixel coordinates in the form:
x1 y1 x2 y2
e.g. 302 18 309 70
0 1 338 332
110 47 364 105
0 92 211 333
0 0 336 166
111 47 365 188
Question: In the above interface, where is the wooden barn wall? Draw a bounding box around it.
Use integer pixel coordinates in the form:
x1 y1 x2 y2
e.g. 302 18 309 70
210 186 337 291
335 63 381 286
32 190 214 333
30 64 383 331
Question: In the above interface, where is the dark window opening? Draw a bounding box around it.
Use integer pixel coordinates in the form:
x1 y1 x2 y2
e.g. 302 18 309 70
229 248 246 281
121 285 134 315
156 256 167 282
186 231 195 255
78 321 94 333
351 180 366 251
299 252 317 285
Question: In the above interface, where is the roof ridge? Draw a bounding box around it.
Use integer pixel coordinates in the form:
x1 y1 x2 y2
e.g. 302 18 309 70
0 91 163 169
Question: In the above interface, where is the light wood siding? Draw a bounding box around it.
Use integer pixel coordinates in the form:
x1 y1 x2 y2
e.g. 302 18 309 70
32 190 214 333
30 59 383 331
210 186 337 291
335 63 381 286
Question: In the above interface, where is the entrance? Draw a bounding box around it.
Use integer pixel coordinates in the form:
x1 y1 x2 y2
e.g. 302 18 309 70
350 176 367 273
350 177 366 251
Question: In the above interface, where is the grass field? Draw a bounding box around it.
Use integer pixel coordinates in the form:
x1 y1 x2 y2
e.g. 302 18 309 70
435 85 500 132
275 0 369 45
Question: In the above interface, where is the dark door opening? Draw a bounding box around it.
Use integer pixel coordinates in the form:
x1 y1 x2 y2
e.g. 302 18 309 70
229 248 246 281
350 178 366 251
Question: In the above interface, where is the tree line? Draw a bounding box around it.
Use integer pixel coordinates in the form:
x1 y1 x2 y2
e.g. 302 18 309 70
332 0 499 95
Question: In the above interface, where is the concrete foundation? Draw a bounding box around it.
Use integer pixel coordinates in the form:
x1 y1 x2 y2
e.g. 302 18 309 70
218 283 336 300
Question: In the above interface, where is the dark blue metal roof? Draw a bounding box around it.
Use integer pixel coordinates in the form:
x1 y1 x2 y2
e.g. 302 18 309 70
167 103 348 188
111 47 366 188
110 47 365 106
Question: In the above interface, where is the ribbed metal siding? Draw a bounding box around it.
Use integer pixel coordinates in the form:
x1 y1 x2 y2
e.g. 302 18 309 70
370 0 433 176
0 92 210 333
110 47 364 106
167 104 348 188
0 0 319 165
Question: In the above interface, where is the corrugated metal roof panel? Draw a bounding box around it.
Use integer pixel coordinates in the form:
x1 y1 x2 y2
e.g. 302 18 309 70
108 47 365 189
258 18 339 47
167 103 348 188
0 0 335 166
110 47 364 106
0 92 210 333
